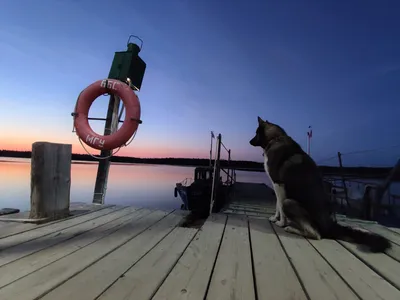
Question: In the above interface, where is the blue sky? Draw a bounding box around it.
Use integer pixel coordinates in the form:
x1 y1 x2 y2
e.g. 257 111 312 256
0 0 399 166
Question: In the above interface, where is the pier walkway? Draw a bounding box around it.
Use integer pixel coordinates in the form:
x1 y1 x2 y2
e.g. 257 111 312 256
1 183 400 299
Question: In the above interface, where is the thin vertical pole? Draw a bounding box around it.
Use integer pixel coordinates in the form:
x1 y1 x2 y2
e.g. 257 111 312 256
209 131 214 167
228 149 231 184
337 151 350 209
307 126 312 156
210 134 222 215
93 95 121 204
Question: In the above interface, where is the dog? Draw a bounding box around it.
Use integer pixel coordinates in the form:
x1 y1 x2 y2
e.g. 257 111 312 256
249 116 391 253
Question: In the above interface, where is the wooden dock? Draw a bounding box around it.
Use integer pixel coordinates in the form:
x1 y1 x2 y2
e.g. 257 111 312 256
1 183 400 299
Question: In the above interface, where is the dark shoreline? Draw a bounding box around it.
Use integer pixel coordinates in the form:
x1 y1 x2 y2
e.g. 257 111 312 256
1 150 399 181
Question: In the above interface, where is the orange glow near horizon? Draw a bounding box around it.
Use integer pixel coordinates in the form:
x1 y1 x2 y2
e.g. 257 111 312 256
1 139 209 159
0 160 194 188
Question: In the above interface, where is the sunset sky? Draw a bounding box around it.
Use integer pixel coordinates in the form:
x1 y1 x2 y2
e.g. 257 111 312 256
0 0 399 166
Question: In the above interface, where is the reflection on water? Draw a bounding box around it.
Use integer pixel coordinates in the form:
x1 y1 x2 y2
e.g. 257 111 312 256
0 158 270 211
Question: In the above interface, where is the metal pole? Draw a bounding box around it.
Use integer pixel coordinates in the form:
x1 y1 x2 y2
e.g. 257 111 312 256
210 134 222 215
228 149 231 184
209 131 214 167
93 95 121 204
337 151 350 210
307 126 312 156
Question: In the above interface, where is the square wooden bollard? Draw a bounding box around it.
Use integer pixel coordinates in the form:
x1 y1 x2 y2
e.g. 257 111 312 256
29 142 72 221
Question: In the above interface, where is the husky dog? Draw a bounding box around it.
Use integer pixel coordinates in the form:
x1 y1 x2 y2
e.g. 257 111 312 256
249 116 391 252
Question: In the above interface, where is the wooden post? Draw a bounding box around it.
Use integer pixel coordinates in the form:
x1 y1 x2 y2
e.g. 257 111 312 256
362 185 374 220
30 142 72 221
337 152 351 209
93 94 121 204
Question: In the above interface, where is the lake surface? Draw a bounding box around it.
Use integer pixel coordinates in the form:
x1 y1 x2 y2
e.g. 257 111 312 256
2 158 399 213
0 158 271 212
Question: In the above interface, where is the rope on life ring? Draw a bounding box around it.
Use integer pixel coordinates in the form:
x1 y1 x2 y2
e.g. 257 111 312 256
72 79 142 158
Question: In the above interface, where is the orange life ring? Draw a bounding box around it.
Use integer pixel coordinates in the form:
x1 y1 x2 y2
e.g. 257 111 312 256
73 79 141 151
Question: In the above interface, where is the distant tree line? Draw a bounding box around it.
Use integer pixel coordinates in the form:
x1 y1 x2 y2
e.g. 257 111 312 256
1 150 398 180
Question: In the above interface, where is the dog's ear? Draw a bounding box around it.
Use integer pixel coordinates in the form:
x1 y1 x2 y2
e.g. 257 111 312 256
257 116 264 125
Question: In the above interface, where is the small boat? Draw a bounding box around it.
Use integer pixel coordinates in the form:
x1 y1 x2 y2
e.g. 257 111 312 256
0 208 20 216
174 166 230 217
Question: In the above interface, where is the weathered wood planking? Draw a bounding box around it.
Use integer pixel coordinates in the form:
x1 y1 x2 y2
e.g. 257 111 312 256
249 218 307 300
0 205 115 239
273 224 359 300
222 209 271 218
339 220 400 262
0 206 123 250
0 197 399 300
0 209 169 300
206 215 255 300
338 239 400 291
40 212 187 300
309 238 400 300
98 227 197 300
0 207 139 288
152 214 227 300
0 206 137 268
358 223 400 246
387 226 400 235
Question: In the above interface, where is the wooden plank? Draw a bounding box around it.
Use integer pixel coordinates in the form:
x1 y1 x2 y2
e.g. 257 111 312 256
339 221 400 264
338 239 400 290
0 223 27 239
228 205 271 214
0 206 123 249
228 203 272 210
273 224 359 300
153 214 227 300
222 209 270 218
40 211 186 300
228 201 268 208
249 218 307 300
356 222 400 246
0 205 114 239
98 226 198 300
0 209 170 300
310 238 400 300
206 215 255 300
0 203 115 223
0 206 137 267
0 207 140 288
387 227 400 235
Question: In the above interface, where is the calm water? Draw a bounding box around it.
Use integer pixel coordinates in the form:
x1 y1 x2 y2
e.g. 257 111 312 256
2 158 399 212
0 158 270 212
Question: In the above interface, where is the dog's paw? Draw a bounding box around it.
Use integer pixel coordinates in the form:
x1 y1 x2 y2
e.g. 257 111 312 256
275 219 288 228
269 215 279 222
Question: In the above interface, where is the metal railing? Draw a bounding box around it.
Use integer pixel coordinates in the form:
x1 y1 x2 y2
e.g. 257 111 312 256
209 133 236 214
324 176 400 220
178 177 194 187
321 156 400 221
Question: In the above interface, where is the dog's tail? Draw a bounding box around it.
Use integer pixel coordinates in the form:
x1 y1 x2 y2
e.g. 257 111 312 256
328 222 391 253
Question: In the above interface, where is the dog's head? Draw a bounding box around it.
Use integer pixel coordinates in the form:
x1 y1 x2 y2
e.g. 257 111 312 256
249 116 287 148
